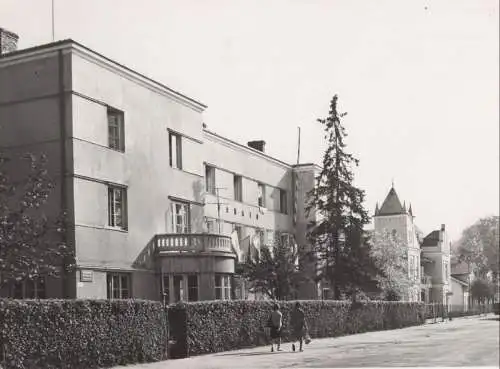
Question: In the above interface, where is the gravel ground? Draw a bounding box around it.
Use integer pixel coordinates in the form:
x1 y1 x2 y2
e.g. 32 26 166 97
117 315 499 369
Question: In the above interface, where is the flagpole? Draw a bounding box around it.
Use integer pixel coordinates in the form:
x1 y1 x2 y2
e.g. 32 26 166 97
296 126 301 165
51 0 55 41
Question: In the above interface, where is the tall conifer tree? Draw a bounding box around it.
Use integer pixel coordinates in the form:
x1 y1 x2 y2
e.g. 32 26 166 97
307 95 379 300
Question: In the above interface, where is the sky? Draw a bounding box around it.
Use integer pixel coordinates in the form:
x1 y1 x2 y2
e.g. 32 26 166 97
2 0 498 242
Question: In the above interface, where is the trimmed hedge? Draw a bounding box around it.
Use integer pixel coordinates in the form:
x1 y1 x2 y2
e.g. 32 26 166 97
425 303 495 320
169 300 425 356
0 299 167 369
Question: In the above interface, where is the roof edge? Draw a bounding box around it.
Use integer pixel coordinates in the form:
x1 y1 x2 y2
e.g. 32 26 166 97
203 129 293 169
0 39 207 110
450 275 469 286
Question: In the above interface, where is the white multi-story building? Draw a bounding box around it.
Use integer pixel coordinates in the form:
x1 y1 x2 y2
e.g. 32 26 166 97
0 29 319 302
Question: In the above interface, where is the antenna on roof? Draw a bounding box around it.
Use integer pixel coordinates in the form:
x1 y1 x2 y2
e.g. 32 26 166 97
51 0 55 41
391 178 395 189
296 126 301 165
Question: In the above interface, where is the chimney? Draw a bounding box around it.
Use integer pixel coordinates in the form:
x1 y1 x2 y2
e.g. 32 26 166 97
247 140 266 153
438 224 445 242
0 28 19 55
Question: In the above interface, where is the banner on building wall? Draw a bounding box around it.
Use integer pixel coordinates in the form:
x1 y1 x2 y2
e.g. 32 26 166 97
251 233 261 260
239 236 251 262
230 230 243 262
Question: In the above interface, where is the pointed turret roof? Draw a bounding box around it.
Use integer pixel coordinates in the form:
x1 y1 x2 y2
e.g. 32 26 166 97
374 202 379 216
377 187 405 216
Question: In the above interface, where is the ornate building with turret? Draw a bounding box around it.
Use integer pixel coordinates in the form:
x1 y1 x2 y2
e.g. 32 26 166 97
374 186 452 304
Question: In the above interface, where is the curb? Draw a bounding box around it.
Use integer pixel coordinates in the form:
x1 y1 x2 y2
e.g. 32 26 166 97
425 313 494 325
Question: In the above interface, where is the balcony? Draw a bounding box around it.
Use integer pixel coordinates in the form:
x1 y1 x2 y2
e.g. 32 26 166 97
155 233 235 256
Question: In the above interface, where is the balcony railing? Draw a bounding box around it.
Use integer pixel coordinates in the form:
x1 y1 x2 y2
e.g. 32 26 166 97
155 233 234 255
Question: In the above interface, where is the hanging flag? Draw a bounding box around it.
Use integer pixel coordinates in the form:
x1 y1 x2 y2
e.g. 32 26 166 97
251 233 261 260
230 230 242 262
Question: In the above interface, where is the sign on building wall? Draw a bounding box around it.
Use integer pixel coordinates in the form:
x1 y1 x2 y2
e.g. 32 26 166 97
80 270 94 282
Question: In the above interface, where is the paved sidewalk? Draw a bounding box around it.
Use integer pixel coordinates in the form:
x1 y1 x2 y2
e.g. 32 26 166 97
115 316 499 369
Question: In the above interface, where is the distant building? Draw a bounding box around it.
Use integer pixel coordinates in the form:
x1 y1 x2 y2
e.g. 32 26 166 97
373 186 452 304
450 275 470 311
421 224 452 305
373 186 421 301
0 32 319 302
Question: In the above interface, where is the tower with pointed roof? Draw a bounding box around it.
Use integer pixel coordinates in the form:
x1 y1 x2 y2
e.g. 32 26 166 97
373 185 421 301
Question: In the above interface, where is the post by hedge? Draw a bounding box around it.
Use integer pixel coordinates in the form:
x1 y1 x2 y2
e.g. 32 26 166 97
0 299 167 369
169 300 426 356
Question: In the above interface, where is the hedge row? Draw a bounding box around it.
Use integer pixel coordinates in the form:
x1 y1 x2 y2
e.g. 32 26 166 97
169 300 426 356
425 303 495 320
0 299 167 369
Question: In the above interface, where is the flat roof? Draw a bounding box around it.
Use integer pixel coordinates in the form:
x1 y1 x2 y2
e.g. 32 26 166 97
203 128 292 168
0 39 207 109
2 38 322 171
203 129 322 171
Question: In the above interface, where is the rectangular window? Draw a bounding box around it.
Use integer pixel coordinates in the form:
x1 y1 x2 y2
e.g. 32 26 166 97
279 189 288 214
215 276 222 300
107 108 125 152
162 275 170 304
280 233 289 247
173 275 184 302
108 186 128 230
266 230 274 246
10 277 46 299
188 275 199 302
172 202 190 233
169 133 183 169
106 273 130 299
206 219 216 233
234 175 242 202
234 225 242 241
205 165 216 195
322 288 330 300
215 274 231 300
224 275 231 300
258 183 266 207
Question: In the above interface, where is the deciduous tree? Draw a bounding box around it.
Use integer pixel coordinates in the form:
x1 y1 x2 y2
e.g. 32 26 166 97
237 233 307 300
0 152 73 290
470 278 496 304
456 216 499 280
370 230 412 300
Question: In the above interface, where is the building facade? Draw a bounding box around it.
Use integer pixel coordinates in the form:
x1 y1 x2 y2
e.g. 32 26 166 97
373 186 421 301
420 224 452 305
0 35 318 302
373 186 452 303
449 276 469 311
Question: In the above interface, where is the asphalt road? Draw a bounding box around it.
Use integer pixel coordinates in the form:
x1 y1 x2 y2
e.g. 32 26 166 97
121 315 499 369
